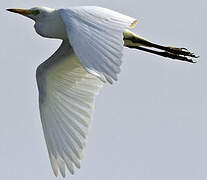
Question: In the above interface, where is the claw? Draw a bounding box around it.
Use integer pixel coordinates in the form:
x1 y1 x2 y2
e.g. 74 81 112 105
181 48 188 51
157 50 197 63
187 58 197 63
166 46 199 59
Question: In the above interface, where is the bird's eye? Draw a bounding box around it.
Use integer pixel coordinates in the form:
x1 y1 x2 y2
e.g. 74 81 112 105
32 10 40 15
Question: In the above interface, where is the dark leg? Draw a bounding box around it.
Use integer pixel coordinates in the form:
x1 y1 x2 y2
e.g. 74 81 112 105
123 30 199 63
126 45 197 63
150 43 198 58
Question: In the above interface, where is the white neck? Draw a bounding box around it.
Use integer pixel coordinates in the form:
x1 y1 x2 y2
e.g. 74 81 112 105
34 10 67 40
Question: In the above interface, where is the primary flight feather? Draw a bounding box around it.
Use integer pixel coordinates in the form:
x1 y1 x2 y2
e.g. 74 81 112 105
7 6 198 177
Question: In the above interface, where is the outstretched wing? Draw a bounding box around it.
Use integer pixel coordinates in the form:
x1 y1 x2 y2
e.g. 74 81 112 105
59 6 137 83
36 40 104 177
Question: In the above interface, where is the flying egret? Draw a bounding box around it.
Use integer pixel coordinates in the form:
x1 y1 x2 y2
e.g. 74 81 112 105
7 6 198 177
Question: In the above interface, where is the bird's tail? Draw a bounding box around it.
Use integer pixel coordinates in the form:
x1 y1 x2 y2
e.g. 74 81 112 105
123 29 198 63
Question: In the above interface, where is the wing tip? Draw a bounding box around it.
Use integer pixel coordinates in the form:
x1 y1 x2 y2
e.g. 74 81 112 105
129 19 138 28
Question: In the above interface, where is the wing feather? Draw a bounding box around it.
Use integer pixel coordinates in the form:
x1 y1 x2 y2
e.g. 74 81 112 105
37 6 137 176
36 40 104 177
58 6 137 83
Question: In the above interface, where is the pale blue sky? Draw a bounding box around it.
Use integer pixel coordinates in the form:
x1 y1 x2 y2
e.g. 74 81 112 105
1 0 206 180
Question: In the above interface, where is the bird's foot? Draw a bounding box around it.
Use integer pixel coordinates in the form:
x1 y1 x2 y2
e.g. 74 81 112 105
160 51 197 63
164 46 199 63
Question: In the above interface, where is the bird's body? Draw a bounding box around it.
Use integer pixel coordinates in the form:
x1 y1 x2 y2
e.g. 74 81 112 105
7 6 198 177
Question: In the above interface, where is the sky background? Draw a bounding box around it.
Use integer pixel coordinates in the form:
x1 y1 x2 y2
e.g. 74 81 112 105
0 0 206 180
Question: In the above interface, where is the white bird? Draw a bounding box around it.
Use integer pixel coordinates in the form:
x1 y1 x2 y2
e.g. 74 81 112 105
7 6 198 177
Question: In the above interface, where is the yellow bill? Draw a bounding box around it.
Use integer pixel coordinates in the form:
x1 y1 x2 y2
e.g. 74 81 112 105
7 9 32 15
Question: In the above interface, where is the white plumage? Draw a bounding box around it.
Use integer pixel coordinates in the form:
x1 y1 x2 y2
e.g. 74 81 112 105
34 6 136 177
36 41 104 176
7 4 196 178
59 7 137 83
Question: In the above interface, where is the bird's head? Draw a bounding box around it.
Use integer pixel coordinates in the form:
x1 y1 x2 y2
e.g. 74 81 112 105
7 7 67 39
7 7 55 21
